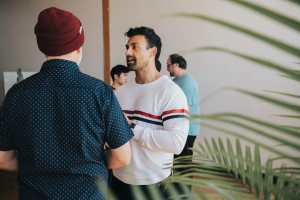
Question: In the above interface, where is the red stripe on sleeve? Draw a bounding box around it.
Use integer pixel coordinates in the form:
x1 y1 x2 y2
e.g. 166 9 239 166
161 109 189 117
123 110 161 119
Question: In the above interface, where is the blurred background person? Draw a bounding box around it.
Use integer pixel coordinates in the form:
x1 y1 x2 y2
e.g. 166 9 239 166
110 64 130 90
167 53 200 157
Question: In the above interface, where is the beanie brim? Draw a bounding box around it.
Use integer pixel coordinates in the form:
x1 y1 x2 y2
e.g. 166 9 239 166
37 29 84 56
35 7 85 56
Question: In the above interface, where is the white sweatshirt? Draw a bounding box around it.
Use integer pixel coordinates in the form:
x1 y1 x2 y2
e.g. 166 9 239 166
113 75 189 185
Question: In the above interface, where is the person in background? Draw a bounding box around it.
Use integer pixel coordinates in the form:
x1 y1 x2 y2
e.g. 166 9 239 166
0 7 133 200
110 64 130 90
110 26 189 200
167 53 200 157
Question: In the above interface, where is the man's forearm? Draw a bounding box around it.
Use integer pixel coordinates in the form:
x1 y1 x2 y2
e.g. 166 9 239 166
107 150 122 169
106 150 129 169
106 142 131 170
133 124 188 155
0 151 18 171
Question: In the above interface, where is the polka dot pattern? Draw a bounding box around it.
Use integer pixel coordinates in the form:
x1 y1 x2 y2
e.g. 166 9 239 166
0 59 133 200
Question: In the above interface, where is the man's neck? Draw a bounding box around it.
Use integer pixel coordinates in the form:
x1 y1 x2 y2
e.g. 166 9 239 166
175 69 187 78
135 64 160 84
47 51 80 65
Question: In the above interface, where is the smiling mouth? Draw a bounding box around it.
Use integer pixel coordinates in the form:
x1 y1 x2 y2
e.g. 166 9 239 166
127 57 136 65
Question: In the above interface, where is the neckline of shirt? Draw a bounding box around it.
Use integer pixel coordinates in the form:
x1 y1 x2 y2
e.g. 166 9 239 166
40 59 80 73
133 75 169 87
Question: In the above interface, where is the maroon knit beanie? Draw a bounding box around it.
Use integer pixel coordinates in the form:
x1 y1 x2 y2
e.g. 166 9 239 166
34 7 85 56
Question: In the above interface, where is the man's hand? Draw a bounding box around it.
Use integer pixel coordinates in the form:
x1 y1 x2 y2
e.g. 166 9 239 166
124 113 133 125
0 151 18 171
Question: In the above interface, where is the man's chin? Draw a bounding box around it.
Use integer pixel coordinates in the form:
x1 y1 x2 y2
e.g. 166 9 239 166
127 64 136 71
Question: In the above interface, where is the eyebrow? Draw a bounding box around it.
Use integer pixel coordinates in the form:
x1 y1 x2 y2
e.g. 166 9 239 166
127 42 139 46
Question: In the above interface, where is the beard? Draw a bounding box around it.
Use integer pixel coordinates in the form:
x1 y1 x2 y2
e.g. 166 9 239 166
126 56 137 70
169 72 175 77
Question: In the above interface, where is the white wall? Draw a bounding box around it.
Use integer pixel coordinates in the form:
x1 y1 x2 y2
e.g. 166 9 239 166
0 0 103 102
110 0 300 164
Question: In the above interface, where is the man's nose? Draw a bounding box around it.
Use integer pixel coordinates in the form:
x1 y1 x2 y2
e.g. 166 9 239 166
126 48 132 56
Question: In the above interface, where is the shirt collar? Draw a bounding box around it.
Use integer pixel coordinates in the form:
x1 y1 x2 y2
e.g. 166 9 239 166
40 59 80 74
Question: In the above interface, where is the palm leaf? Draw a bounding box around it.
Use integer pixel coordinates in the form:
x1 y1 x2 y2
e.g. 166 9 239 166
226 0 300 33
233 88 300 114
227 138 238 178
201 122 298 164
172 13 300 58
195 113 300 142
254 144 262 198
263 160 274 200
245 146 255 191
264 90 300 99
289 0 300 6
132 186 147 200
173 137 300 199
187 46 300 81
275 114 300 119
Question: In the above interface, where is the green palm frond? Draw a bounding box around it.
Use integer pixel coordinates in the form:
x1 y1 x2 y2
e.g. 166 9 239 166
264 91 300 99
132 186 147 200
233 88 300 113
289 0 300 6
187 46 300 81
280 126 300 131
201 123 294 165
226 0 300 33
171 137 300 200
195 113 300 141
275 114 300 119
172 13 300 58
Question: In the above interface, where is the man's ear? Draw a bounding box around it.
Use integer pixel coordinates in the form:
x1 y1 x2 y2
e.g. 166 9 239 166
150 47 157 58
76 47 82 53
113 74 119 81
173 63 179 68
75 47 82 56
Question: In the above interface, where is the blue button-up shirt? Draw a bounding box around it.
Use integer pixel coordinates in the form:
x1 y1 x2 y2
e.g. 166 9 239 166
0 59 133 200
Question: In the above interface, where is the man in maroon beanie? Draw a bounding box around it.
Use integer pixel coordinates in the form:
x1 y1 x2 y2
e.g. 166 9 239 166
0 7 133 200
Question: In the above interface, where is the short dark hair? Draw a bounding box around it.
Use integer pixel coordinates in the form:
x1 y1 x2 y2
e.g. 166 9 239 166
125 26 162 72
110 65 130 81
169 54 187 69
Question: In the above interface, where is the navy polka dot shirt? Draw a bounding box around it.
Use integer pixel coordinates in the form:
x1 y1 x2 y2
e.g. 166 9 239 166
0 59 133 200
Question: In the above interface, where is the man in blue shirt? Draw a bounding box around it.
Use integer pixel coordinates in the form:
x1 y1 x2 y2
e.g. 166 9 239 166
167 54 200 157
0 7 133 200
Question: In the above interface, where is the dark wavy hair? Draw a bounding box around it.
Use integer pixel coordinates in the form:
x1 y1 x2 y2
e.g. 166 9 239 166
110 64 130 81
169 54 187 69
125 26 162 72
